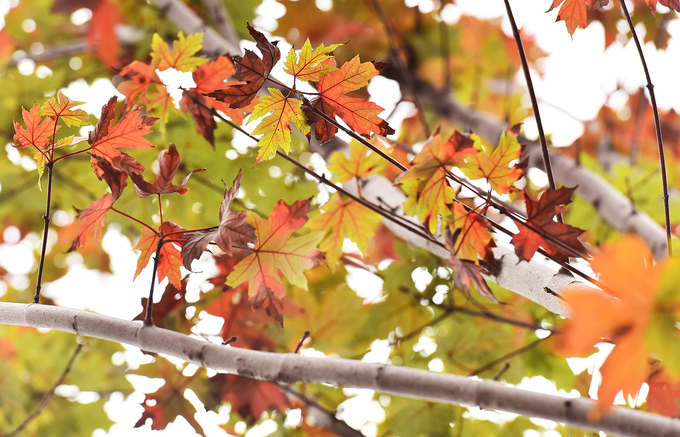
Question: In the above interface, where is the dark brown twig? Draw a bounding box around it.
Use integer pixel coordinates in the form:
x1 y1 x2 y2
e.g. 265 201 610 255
295 331 310 353
469 337 547 377
618 0 672 256
503 0 561 224
144 236 165 326
2 344 83 437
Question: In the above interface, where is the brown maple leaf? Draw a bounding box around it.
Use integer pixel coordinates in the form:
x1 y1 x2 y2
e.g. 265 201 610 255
181 171 256 270
445 229 496 301
205 23 280 108
129 144 201 198
511 187 586 263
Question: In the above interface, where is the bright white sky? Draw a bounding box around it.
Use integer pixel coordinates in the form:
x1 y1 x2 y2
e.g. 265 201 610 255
0 0 675 435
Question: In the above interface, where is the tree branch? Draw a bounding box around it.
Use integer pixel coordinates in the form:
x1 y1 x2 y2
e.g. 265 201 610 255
1 303 678 437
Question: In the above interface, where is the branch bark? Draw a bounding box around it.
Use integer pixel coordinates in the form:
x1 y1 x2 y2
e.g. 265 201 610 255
1 302 678 437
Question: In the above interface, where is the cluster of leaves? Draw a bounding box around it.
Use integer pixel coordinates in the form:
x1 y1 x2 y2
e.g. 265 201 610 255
4 0 680 435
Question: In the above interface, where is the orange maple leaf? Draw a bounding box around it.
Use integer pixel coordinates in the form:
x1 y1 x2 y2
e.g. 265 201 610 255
445 203 495 265
306 193 383 266
460 127 525 194
87 96 158 177
305 56 394 142
151 31 208 73
134 221 185 289
512 187 586 262
553 236 668 416
399 130 478 234
87 0 124 68
13 104 59 149
118 60 161 109
225 198 324 325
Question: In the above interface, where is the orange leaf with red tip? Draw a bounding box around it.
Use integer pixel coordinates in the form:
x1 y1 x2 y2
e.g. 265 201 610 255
225 198 324 325
400 130 478 234
134 221 185 289
512 187 586 262
306 56 394 142
460 128 524 194
118 60 161 108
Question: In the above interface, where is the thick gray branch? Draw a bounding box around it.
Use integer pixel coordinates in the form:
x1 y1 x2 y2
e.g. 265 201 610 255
1 302 678 437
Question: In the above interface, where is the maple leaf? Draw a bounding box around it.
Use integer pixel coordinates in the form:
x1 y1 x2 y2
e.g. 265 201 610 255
327 139 386 183
647 370 680 418
151 31 208 73
211 374 287 423
445 231 496 301
182 171 256 270
250 88 311 163
307 193 383 266
445 203 495 265
88 96 158 178
129 144 200 198
205 23 280 108
283 39 341 83
13 104 59 149
511 187 586 262
134 221 185 289
117 60 161 108
87 0 123 68
552 236 667 416
399 129 479 234
460 127 525 194
226 198 324 326
193 56 236 94
305 56 394 142
133 279 192 332
69 156 127 251
39 91 89 127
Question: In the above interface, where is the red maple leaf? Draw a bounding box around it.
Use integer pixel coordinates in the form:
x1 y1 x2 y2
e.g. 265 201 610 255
129 144 200 198
511 187 586 262
69 156 128 251
117 61 161 109
87 96 158 178
133 279 192 332
205 23 280 109
211 374 287 423
88 0 124 68
134 221 186 289
181 171 256 270
305 56 394 142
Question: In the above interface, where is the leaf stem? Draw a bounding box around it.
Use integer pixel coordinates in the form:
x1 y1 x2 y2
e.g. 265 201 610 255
618 0 672 256
110 207 157 233
503 0 561 223
144 236 165 326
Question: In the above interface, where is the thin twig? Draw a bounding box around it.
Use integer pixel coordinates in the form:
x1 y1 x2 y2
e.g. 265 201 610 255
295 331 310 353
618 0 672 256
369 0 430 137
469 337 547 377
503 0 561 224
34 161 54 304
2 344 83 437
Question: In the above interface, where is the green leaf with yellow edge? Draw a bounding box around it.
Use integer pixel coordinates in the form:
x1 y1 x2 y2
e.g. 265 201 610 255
39 91 89 127
151 31 208 73
284 38 341 83
307 193 382 266
399 130 478 234
327 139 386 183
250 88 310 163
460 128 524 194
34 135 75 188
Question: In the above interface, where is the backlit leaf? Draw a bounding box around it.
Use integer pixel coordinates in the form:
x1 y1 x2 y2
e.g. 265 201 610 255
151 31 208 72
460 128 524 194
283 39 340 83
39 91 89 127
327 139 386 183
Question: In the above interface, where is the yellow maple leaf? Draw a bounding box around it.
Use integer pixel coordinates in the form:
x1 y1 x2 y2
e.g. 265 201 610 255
327 140 386 183
284 39 341 84
39 91 89 127
460 129 524 194
151 32 208 73
307 194 383 266
250 88 310 163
